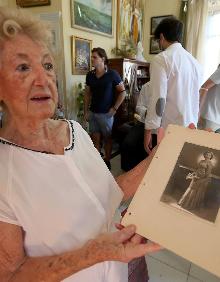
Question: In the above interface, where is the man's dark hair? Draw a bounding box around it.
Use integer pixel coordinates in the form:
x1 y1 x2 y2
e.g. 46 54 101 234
154 17 183 43
92 47 109 65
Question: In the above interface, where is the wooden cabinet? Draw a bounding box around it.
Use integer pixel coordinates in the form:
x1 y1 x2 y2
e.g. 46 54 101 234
108 58 150 128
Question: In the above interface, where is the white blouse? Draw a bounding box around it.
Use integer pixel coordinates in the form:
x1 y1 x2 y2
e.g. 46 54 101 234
0 120 127 282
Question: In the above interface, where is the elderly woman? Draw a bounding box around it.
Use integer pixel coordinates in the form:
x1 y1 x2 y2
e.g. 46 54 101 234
0 8 160 282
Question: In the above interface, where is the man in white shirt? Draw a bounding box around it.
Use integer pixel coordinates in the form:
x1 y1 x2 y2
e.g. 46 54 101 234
144 17 202 154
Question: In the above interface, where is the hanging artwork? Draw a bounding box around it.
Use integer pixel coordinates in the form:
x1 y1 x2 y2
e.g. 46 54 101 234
16 0 51 7
117 0 144 48
72 36 92 75
150 15 172 35
71 0 114 37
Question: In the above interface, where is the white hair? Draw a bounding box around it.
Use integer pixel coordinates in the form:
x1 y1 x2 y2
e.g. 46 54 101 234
0 7 53 49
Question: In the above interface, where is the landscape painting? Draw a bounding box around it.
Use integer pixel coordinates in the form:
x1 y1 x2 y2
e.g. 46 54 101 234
71 0 113 37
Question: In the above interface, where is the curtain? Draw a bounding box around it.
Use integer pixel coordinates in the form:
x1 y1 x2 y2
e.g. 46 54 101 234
202 1 220 78
185 0 209 65
179 0 189 48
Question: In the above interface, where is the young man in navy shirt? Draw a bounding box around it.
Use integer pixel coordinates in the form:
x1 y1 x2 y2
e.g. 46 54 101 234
84 48 126 169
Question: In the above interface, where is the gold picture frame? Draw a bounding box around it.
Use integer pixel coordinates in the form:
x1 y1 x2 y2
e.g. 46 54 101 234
16 0 51 7
72 36 92 75
71 0 114 37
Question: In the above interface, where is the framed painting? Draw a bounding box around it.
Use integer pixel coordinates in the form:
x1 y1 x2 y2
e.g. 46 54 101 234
16 0 51 7
117 0 144 48
149 37 161 54
150 15 172 35
71 0 113 37
122 125 220 278
72 36 92 75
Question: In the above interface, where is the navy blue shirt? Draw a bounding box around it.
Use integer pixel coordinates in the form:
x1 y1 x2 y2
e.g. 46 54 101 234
86 69 122 113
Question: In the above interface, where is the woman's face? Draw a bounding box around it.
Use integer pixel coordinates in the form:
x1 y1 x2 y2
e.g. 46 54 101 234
0 33 58 121
204 152 212 160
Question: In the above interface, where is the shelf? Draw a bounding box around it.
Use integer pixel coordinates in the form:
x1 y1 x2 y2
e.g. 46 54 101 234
137 76 149 79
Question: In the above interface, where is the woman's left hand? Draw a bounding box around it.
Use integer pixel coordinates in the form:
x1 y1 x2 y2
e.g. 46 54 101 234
90 225 161 263
115 223 148 244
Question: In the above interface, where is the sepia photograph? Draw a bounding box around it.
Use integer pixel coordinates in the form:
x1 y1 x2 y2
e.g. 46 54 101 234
122 125 220 277
160 142 220 223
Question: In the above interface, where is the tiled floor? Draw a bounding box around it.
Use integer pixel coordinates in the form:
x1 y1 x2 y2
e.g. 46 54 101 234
111 154 220 282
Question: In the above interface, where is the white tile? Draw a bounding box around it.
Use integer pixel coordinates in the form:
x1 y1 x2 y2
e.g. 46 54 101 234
146 256 188 282
189 264 220 282
148 249 191 274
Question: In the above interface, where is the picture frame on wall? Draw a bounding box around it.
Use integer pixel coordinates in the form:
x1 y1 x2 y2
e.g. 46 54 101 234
150 15 172 35
70 0 113 37
117 0 144 47
72 36 92 75
149 37 161 54
16 0 51 7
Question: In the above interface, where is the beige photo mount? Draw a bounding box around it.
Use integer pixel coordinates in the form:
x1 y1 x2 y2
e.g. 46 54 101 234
122 125 220 278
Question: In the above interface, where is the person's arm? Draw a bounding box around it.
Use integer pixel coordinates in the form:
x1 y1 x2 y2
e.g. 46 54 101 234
0 221 160 282
116 127 165 200
83 85 91 121
200 66 220 113
144 56 167 153
136 83 149 120
199 79 215 112
109 83 126 116
144 129 152 154
116 148 156 201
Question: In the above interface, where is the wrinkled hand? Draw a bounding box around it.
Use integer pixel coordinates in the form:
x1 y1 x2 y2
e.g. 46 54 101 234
90 225 161 263
115 223 148 244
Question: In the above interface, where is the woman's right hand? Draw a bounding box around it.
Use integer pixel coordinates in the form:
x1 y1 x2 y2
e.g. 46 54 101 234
88 225 161 263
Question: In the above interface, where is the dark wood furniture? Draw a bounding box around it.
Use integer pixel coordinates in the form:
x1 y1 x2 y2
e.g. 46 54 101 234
108 58 150 129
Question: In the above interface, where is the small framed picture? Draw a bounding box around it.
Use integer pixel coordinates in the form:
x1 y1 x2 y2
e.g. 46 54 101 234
72 36 92 75
149 37 161 54
16 0 51 7
150 15 172 35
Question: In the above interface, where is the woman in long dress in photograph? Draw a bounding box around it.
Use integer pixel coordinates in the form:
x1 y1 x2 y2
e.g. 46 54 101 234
178 151 214 210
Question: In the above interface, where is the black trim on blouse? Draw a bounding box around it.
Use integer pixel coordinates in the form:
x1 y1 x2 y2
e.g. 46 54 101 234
65 120 75 151
0 120 75 154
